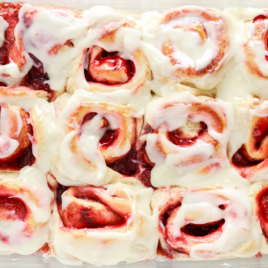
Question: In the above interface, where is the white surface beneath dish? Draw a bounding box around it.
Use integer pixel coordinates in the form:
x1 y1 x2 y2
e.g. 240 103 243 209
4 0 268 12
2 254 268 268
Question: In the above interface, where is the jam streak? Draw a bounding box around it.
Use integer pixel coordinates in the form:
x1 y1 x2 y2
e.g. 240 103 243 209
0 196 27 221
257 188 268 240
20 54 52 94
168 122 208 147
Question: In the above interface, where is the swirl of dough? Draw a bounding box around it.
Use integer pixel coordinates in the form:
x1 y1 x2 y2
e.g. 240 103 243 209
14 3 86 101
143 92 232 188
0 86 48 171
67 6 151 112
52 90 137 186
141 6 232 90
236 9 268 98
51 178 157 265
152 187 261 260
0 103 31 164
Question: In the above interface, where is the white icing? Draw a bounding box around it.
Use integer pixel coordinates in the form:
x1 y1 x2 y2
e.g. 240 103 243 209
0 61 22 88
0 106 21 159
30 102 58 174
0 88 47 111
82 6 139 55
216 59 260 102
228 104 253 160
0 17 8 48
51 180 158 265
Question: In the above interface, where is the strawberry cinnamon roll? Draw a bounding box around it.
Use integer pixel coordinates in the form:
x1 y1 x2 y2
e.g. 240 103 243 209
51 177 157 265
142 92 233 188
52 90 140 186
0 87 48 171
153 187 261 260
0 166 53 254
12 3 88 101
141 6 233 91
230 101 268 180
236 9 268 98
250 180 268 254
67 6 151 112
0 3 27 87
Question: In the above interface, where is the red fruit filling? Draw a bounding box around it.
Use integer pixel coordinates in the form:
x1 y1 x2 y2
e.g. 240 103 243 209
85 48 135 85
20 53 52 94
168 122 207 147
0 196 27 221
181 219 225 237
82 112 119 149
57 185 128 229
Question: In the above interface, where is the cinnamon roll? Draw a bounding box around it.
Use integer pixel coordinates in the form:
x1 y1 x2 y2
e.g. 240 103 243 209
230 101 268 180
12 4 88 101
52 90 141 186
0 3 25 87
0 167 53 254
0 87 47 171
250 180 268 254
141 6 233 91
153 187 261 260
142 92 233 188
67 6 151 112
51 177 157 265
236 9 268 99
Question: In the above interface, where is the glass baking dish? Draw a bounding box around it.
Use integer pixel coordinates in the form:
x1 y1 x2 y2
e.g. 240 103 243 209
3 0 268 266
